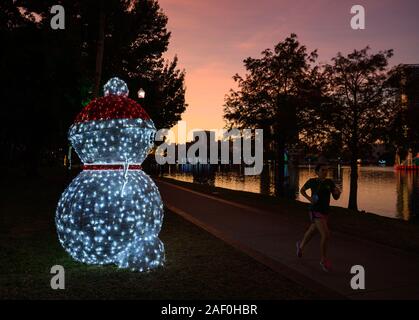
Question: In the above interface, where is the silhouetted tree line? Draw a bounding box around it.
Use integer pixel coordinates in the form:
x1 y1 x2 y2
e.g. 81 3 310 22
0 0 187 175
224 34 413 211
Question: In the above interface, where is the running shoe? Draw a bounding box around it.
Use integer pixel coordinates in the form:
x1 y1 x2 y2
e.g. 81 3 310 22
320 259 332 272
296 241 302 258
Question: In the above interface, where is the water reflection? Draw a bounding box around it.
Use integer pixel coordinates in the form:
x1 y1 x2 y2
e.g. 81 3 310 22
158 164 418 221
396 170 419 220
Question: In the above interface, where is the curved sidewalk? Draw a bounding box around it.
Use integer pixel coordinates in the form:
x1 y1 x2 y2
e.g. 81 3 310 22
156 179 419 300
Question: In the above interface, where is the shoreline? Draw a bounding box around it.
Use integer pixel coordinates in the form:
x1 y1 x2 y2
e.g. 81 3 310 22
155 176 419 255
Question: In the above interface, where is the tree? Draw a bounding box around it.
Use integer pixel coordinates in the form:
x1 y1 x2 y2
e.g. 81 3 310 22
321 47 397 211
224 34 319 196
19 0 186 127
386 64 419 161
137 55 187 129
0 0 186 170
0 1 83 173
93 0 106 98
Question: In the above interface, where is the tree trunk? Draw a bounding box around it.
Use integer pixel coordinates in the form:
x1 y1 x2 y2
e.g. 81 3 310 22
24 136 40 178
260 163 270 195
348 145 359 211
275 136 285 197
93 9 106 98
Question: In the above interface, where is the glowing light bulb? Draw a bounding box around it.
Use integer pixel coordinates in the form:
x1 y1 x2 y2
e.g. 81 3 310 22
137 88 146 99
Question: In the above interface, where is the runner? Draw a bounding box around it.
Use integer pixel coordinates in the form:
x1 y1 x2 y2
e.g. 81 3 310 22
296 163 341 272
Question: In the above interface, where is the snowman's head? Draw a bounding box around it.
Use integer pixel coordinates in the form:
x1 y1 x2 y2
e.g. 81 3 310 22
68 77 156 165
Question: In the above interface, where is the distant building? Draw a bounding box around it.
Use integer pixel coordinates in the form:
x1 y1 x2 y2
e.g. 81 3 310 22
391 64 419 164
400 64 419 112
191 130 216 163
172 130 238 165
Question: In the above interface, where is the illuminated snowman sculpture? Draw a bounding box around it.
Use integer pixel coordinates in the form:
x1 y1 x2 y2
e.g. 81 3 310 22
56 78 164 271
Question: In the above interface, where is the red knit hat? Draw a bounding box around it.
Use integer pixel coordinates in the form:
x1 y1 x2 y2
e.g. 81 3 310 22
74 95 151 124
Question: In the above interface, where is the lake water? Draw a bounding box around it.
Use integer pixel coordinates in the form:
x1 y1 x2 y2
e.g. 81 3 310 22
160 165 419 221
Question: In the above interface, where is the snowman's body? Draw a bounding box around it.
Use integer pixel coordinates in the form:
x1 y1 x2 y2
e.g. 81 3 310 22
56 78 164 271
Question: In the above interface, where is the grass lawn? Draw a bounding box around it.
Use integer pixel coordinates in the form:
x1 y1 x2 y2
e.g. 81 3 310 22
0 168 315 299
156 176 419 254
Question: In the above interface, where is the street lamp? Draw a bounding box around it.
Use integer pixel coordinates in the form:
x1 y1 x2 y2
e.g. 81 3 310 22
138 88 145 99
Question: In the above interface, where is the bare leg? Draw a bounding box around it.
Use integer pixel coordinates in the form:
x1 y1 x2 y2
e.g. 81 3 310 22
300 223 317 251
314 219 330 261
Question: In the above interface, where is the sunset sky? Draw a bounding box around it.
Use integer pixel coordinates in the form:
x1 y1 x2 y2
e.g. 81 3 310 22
158 0 419 137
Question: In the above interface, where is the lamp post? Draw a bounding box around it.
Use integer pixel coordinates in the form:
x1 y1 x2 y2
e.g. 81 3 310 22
138 88 145 99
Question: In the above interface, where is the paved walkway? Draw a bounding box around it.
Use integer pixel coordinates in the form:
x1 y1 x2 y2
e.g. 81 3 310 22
156 179 419 300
